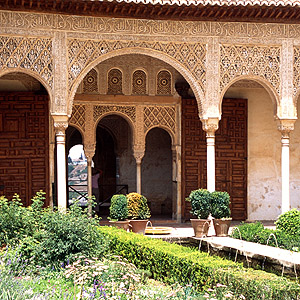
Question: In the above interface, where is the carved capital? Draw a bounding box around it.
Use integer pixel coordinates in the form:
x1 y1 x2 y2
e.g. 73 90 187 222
52 115 69 136
133 147 145 164
201 118 219 137
84 143 96 160
277 119 296 138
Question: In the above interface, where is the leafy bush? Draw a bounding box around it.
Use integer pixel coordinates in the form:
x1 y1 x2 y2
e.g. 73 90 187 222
186 189 211 219
230 222 300 252
275 208 300 236
126 192 151 220
98 226 300 300
211 191 231 219
109 194 128 221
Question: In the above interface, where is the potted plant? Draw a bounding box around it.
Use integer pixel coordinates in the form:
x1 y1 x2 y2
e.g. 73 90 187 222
186 189 211 238
126 192 151 234
108 194 130 231
211 191 231 237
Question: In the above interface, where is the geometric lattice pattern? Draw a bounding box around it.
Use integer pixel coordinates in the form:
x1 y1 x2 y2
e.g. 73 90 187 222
157 70 172 95
294 47 300 96
83 68 98 93
107 68 123 94
0 36 53 88
220 44 281 94
132 70 147 95
144 106 176 134
93 105 136 123
70 104 86 132
68 39 206 94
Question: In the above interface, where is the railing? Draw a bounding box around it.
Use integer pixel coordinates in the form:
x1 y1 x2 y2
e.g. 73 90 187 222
67 183 128 208
68 184 88 206
98 184 128 207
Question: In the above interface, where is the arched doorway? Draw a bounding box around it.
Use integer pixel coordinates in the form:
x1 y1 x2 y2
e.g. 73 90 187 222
66 126 88 208
0 72 50 206
142 128 173 218
94 115 134 216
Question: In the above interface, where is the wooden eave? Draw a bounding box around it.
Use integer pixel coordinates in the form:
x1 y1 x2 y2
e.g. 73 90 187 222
1 0 300 24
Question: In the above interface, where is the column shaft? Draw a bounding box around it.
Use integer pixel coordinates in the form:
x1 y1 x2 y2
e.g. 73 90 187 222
207 135 216 192
281 135 290 213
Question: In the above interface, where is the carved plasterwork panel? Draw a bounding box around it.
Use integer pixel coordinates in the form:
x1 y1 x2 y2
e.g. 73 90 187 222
132 70 147 95
293 47 300 97
220 44 280 95
144 106 176 135
0 36 53 88
157 70 172 95
4 11 300 40
93 105 136 125
83 68 98 93
107 68 122 94
68 39 206 95
69 104 86 132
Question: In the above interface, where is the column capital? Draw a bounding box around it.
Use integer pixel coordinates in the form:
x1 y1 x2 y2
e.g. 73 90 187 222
133 147 145 164
277 119 296 138
84 143 96 160
201 118 219 137
52 115 69 135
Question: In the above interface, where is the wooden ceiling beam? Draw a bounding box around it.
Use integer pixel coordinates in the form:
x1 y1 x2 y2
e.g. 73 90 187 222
275 10 282 19
288 10 296 19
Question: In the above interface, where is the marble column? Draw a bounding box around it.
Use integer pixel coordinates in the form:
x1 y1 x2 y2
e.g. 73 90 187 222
133 149 145 194
278 119 296 214
84 143 96 215
53 115 69 210
202 118 219 192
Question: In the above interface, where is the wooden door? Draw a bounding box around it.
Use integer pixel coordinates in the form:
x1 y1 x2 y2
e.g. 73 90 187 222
182 98 247 220
0 93 49 206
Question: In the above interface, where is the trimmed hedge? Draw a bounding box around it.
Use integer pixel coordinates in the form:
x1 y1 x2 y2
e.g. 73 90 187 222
98 226 300 300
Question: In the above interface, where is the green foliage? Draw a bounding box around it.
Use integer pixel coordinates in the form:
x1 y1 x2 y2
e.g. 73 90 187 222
275 208 300 236
186 189 211 219
230 222 300 252
98 226 300 300
126 192 151 220
211 191 231 219
109 194 128 221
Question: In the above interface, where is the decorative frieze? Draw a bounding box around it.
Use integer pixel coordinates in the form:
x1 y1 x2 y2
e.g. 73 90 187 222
0 35 53 88
220 44 281 94
93 105 136 124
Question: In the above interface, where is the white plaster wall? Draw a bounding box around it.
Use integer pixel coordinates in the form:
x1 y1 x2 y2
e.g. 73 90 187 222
224 86 281 220
290 100 300 211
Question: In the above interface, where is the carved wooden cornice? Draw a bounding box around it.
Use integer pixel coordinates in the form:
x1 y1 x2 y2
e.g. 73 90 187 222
2 0 300 24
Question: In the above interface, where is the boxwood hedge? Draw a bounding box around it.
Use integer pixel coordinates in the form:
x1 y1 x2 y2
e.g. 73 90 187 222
98 226 300 300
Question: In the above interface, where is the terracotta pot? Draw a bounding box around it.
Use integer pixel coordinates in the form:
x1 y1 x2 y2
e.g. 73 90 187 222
109 220 131 231
129 220 149 234
213 219 231 237
190 219 210 238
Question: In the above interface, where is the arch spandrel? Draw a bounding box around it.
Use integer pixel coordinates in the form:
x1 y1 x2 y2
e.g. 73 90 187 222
67 40 206 117
0 36 54 100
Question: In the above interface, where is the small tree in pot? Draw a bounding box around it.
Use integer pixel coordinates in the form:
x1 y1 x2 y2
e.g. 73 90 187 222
211 191 231 236
186 189 211 238
108 194 130 231
126 192 151 234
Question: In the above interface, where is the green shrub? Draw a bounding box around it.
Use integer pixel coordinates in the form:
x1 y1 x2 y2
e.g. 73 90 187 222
211 191 231 219
186 189 211 219
126 192 151 220
109 194 128 221
98 226 300 300
275 208 300 236
230 222 300 252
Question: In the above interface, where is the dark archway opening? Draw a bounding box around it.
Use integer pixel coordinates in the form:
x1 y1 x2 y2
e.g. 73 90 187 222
142 128 173 218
